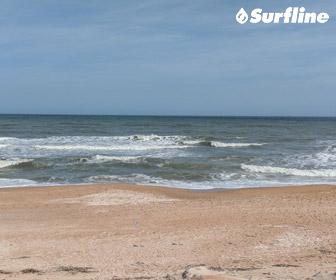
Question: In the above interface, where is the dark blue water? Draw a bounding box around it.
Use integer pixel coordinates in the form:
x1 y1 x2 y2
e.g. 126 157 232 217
1 115 336 189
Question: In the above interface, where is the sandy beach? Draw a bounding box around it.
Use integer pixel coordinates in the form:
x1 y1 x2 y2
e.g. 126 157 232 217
0 183 336 279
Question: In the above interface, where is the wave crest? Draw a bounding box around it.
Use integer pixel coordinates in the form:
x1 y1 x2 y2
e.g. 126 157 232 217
242 164 336 177
0 159 32 169
35 144 191 151
87 173 159 184
0 178 37 188
210 142 265 148
91 155 143 163
127 135 188 141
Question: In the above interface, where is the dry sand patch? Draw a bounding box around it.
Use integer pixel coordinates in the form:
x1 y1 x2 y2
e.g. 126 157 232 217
51 189 179 206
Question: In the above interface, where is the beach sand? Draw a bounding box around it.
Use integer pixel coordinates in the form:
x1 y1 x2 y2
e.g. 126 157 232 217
0 183 336 279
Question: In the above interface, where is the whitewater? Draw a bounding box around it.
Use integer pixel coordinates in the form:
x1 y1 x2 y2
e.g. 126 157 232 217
0 115 336 189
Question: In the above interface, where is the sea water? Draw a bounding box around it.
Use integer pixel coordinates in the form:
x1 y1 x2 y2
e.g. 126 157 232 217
0 115 336 189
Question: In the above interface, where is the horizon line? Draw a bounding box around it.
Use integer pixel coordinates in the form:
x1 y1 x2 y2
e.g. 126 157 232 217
0 113 335 118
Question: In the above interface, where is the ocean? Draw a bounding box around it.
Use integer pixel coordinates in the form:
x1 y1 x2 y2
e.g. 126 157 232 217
0 115 336 189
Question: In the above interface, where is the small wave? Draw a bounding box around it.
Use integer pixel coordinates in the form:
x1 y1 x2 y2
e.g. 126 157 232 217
0 178 37 188
210 172 247 180
210 142 266 148
87 173 159 184
182 140 202 145
35 144 191 151
63 156 156 166
127 134 188 141
128 134 161 141
241 164 336 177
91 155 143 163
163 161 214 170
0 159 32 169
0 144 8 148
87 174 128 183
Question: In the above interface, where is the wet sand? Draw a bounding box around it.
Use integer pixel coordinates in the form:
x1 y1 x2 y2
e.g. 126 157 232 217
0 183 336 279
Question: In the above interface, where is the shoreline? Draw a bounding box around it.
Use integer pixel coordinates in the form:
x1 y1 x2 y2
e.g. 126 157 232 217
1 181 335 193
1 183 336 279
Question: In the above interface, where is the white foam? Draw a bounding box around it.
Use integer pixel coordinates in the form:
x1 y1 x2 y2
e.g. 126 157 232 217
86 173 281 190
35 144 191 151
300 152 336 168
210 142 265 148
0 144 8 148
0 178 37 188
91 155 143 163
182 140 202 145
87 173 159 184
210 172 248 180
128 135 188 141
0 159 31 169
242 164 336 177
315 152 336 163
0 137 16 141
292 143 336 168
87 175 123 182
128 134 161 141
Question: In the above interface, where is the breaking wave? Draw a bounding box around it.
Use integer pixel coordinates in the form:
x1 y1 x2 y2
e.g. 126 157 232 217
90 155 143 163
35 144 191 151
210 142 266 148
0 137 16 141
0 159 33 169
241 164 336 177
0 178 37 188
127 134 188 141
87 173 160 184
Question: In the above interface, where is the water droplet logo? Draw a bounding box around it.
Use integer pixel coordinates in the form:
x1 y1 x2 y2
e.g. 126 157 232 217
236 8 248 24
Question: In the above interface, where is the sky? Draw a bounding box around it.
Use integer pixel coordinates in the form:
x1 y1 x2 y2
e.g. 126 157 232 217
0 0 335 116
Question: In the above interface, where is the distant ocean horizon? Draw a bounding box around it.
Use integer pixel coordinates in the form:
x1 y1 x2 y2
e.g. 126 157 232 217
1 114 336 117
1 114 336 189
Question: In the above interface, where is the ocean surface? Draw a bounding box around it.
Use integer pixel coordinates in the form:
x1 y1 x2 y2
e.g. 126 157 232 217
0 115 336 189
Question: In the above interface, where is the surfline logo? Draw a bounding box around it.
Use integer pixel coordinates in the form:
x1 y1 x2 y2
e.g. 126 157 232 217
236 7 329 24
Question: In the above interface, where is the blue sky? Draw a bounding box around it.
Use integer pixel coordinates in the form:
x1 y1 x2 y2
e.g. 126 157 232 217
0 0 335 116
